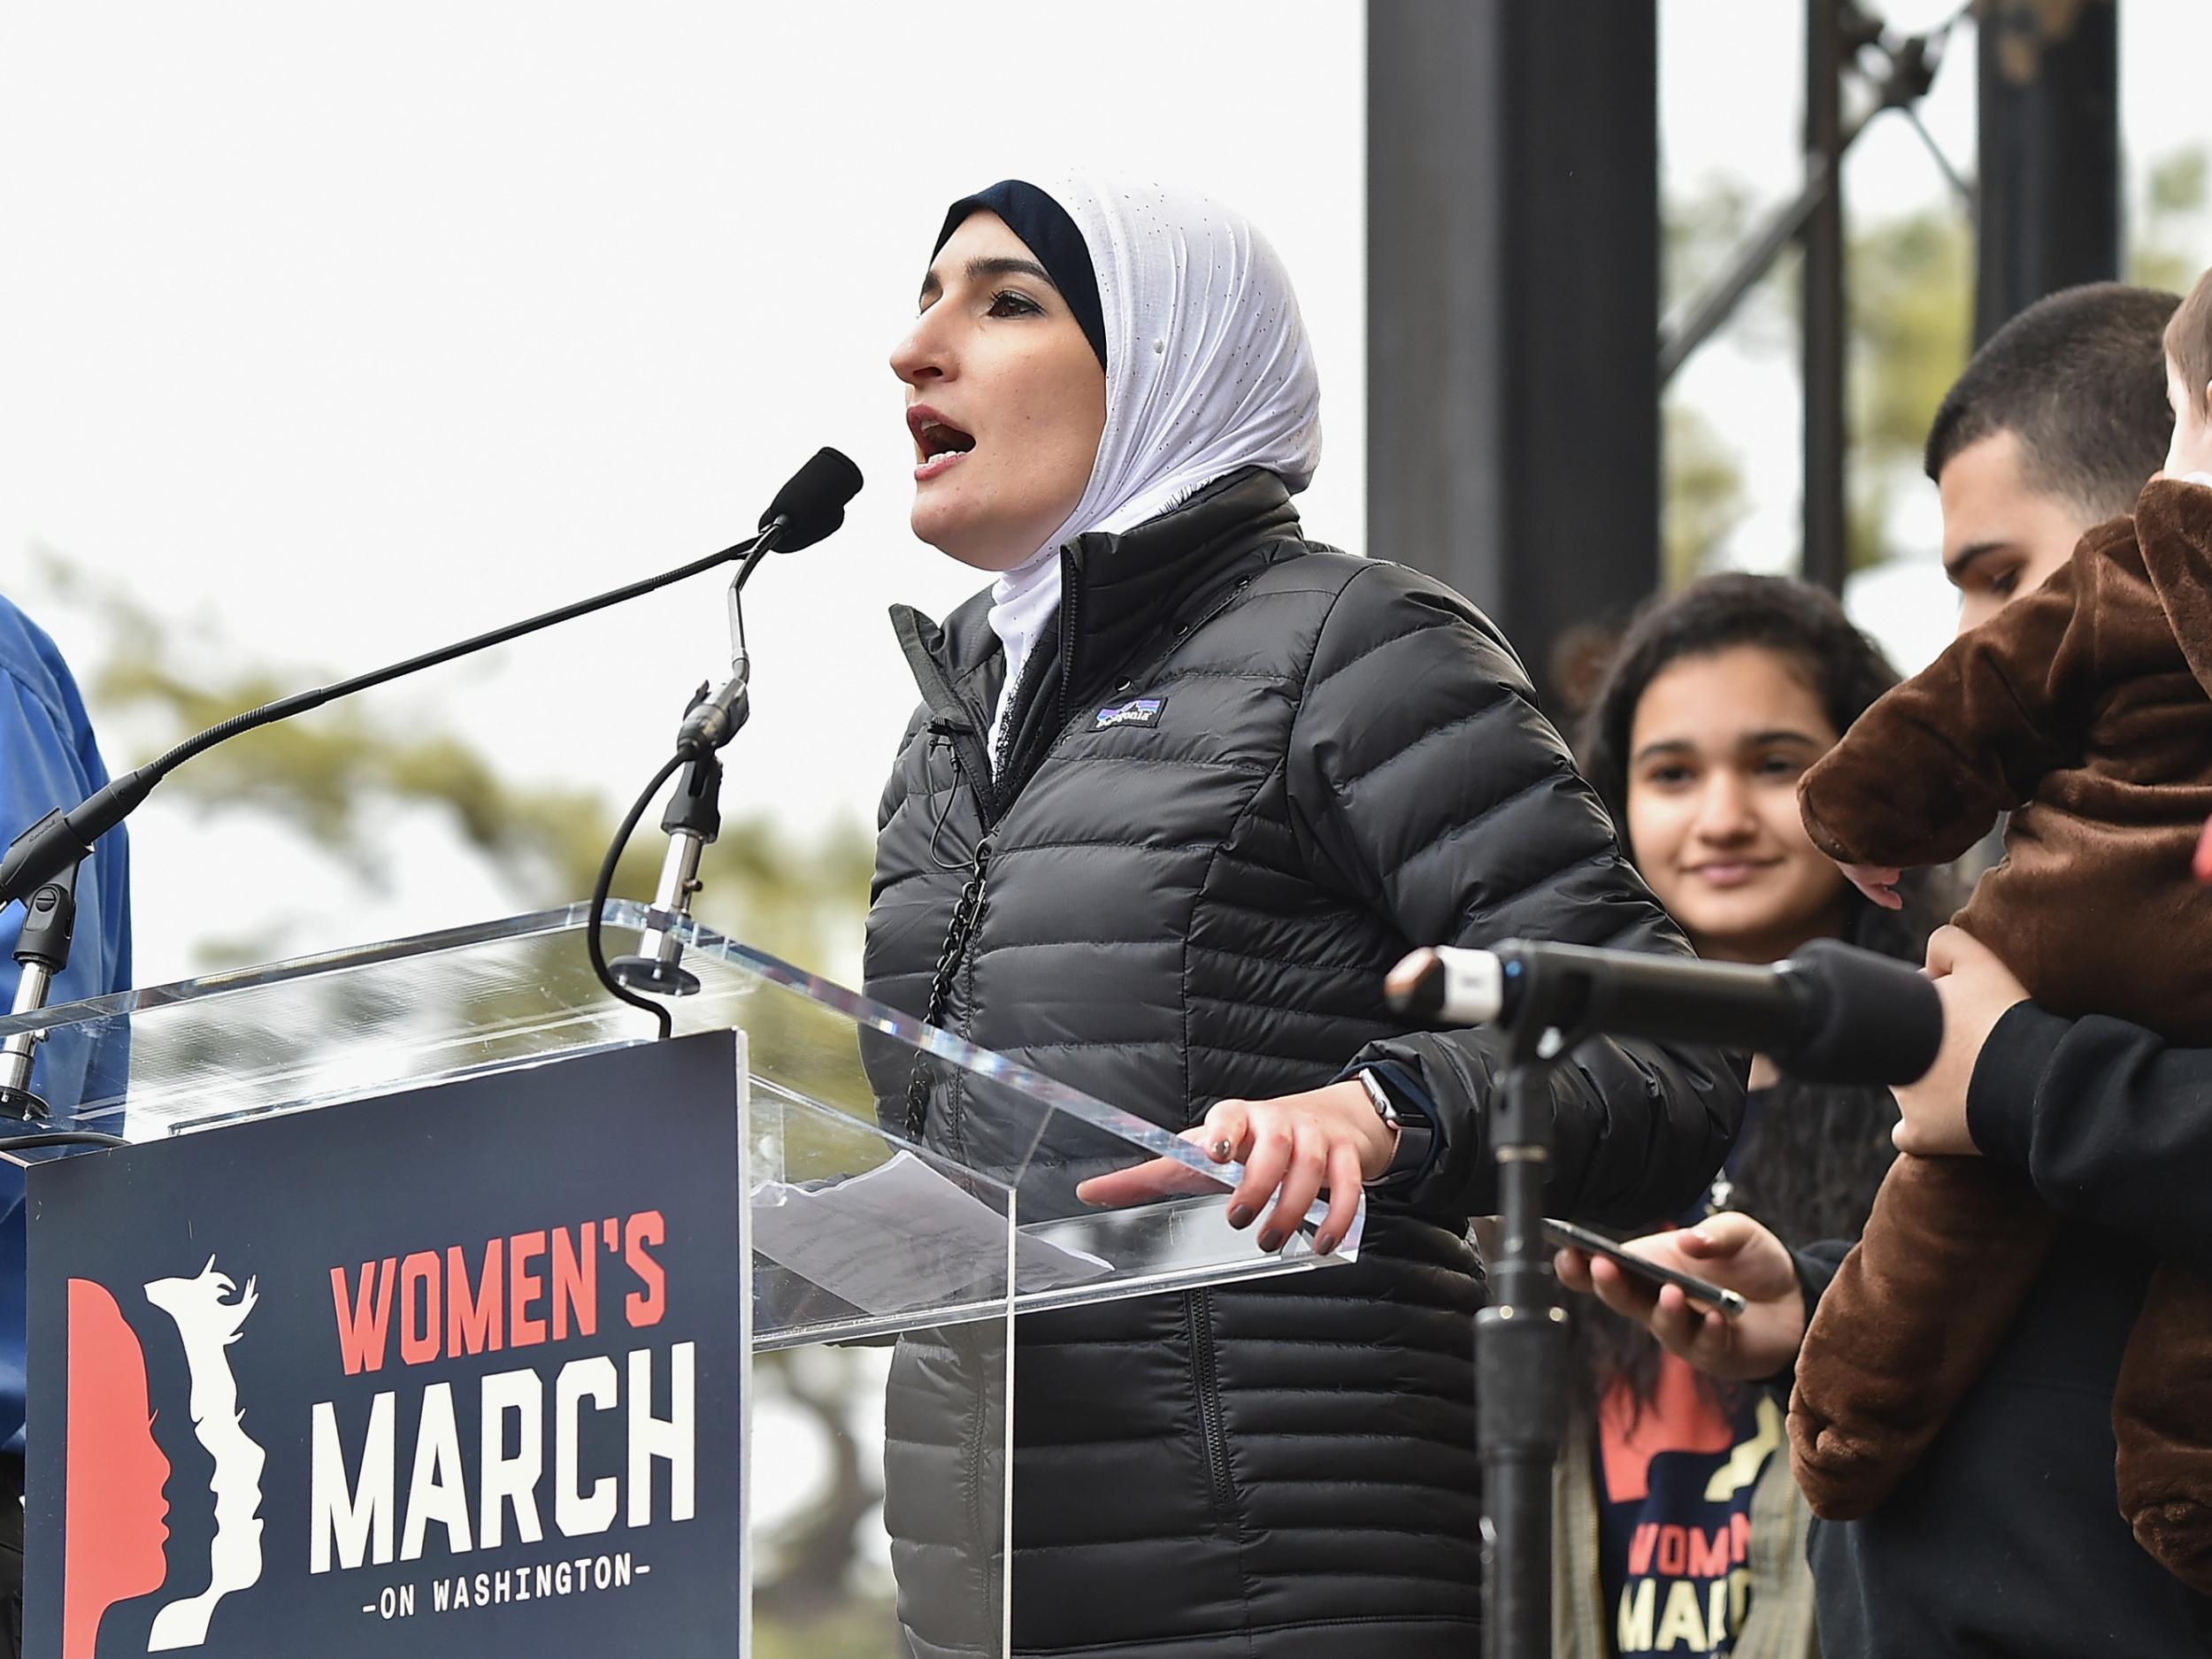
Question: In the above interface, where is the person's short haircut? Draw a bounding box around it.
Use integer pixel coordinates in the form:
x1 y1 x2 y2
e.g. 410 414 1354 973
1923 282 2179 520
2165 266 2212 425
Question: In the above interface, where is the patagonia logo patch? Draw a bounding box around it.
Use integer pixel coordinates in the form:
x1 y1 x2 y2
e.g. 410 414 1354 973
1093 695 1164 731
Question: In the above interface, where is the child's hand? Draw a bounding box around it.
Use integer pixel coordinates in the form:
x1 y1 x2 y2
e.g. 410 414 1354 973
1839 861 1903 910
2195 816 2212 885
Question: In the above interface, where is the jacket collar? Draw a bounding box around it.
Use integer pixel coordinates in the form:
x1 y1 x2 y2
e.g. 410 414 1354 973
894 466 1302 691
1057 465 1302 687
888 466 1304 818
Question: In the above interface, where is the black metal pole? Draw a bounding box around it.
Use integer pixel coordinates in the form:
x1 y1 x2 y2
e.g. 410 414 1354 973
1476 1058 1568 1659
1367 0 1657 715
1974 0 2121 343
1802 0 1849 593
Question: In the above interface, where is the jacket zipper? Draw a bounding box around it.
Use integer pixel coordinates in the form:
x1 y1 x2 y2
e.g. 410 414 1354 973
889 610 1006 1144
1185 1288 1237 1517
1047 549 1081 745
893 562 1262 1143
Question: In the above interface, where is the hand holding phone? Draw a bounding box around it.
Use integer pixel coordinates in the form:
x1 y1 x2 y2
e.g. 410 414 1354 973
1543 1217 1747 1318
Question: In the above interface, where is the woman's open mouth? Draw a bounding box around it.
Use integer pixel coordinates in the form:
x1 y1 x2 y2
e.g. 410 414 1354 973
910 405 975 480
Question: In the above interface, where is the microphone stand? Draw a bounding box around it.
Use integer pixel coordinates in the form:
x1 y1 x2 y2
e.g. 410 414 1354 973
1476 953 1588 1659
609 693 727 999
0 856 129 1148
1479 1060 1569 1659
609 574 754 996
588 525 781 1031
1394 934 1930 1657
0 860 80 1120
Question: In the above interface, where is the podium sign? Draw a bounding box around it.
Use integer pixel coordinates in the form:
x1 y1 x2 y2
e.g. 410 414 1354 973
3 903 1356 1657
25 1032 749 1659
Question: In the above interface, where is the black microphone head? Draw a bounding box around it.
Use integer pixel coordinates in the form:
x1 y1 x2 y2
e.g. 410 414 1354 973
759 447 864 552
1775 938 1944 1087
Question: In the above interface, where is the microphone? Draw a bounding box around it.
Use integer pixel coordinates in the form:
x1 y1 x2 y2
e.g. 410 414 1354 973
1385 937 1942 1087
757 446 863 553
0 449 863 910
675 448 863 759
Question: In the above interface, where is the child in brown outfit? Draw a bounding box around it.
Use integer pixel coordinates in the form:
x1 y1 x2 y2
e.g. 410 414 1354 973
1787 269 2212 1593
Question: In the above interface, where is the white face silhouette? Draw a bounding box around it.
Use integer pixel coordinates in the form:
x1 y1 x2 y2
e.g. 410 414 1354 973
142 1257 265 1652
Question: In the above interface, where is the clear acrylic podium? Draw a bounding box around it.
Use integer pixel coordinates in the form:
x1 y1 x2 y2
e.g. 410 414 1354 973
4 901 1357 1659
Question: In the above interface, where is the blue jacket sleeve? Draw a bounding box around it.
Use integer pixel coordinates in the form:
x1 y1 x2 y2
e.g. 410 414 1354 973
0 641 134 1455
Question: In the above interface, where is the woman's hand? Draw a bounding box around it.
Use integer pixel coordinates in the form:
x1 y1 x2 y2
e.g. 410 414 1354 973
1554 1211 1807 1383
1073 1080 1396 1257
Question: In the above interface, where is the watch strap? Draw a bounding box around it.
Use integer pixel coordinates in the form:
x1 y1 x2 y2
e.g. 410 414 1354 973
1357 1067 1433 1183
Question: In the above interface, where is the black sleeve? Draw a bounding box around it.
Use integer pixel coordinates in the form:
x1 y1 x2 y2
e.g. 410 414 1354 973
1791 1238 1850 1313
1966 1001 2212 1276
1285 562 1747 1226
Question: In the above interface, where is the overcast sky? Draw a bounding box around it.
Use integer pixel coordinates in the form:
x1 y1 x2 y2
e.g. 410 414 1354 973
1 2 2201 987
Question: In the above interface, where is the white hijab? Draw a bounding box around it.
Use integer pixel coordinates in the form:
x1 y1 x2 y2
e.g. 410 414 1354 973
978 174 1324 762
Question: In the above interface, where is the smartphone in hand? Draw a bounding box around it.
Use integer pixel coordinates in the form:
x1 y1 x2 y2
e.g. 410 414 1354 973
1543 1217 1748 1318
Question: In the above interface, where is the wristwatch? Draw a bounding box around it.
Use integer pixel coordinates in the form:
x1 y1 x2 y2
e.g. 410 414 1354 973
1356 1068 1434 1183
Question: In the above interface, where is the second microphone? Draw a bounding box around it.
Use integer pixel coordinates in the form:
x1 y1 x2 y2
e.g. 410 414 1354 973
1385 937 1942 1088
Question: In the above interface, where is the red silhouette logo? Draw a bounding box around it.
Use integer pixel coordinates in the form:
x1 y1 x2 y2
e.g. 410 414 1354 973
63 1280 169 1659
60 1263 264 1658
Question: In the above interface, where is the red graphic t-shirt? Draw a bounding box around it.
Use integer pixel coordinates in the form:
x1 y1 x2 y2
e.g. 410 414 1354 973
1594 1350 1783 1655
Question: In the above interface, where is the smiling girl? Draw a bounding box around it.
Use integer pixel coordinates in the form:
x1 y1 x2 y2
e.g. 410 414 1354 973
1563 573 1947 1656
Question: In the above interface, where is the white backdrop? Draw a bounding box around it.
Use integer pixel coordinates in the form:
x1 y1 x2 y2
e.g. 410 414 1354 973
0 2 2201 983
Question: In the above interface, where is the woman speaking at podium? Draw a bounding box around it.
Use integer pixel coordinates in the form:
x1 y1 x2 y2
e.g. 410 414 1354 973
863 173 1742 1658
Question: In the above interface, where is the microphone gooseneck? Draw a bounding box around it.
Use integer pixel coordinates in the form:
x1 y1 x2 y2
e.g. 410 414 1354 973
593 448 864 1028
0 448 866 915
0 529 757 911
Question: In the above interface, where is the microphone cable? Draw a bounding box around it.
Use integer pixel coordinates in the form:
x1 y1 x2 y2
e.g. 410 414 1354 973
587 753 690 1041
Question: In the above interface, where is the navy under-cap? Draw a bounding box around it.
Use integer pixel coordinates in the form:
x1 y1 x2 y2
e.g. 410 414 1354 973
933 180 1108 371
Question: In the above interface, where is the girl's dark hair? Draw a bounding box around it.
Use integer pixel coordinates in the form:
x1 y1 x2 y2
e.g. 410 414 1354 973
1576 572 1904 856
1567 572 1957 1425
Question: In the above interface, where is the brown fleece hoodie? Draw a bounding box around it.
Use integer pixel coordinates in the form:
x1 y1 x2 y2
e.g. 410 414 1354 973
1788 476 2212 1594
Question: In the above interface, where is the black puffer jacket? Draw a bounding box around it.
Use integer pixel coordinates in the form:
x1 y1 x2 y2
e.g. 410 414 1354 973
864 469 1743 1659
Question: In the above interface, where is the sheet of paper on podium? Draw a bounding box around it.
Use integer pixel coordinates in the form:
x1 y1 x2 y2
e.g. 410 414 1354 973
750 1151 1113 1314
